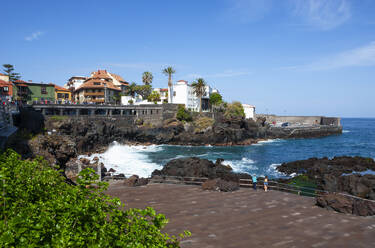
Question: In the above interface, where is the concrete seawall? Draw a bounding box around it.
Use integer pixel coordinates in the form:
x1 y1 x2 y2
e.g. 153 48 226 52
257 114 341 126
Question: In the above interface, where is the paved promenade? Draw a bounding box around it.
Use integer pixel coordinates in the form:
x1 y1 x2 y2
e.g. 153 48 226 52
107 182 375 248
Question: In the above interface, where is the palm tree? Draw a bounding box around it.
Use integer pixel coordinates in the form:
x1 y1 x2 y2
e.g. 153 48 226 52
162 66 175 103
125 82 137 97
142 71 153 85
191 78 207 113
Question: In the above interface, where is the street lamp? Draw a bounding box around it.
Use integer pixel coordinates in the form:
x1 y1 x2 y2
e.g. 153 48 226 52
103 82 107 105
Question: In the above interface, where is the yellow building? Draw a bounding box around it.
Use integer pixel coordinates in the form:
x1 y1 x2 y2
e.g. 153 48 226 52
52 84 71 103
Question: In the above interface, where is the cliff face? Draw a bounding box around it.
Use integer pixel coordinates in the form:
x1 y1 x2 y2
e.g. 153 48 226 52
6 112 342 180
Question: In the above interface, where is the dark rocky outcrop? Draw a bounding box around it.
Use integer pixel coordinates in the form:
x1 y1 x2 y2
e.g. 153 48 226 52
277 156 375 215
316 193 375 216
123 175 149 187
151 157 249 182
202 178 240 192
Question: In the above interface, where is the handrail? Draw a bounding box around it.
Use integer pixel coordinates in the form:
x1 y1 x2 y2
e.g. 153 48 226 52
149 175 375 203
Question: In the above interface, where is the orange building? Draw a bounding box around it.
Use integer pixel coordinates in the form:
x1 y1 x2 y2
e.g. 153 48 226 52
0 73 13 101
52 84 72 103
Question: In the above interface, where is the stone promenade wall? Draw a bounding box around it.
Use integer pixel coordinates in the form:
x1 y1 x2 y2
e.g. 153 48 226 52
33 103 179 126
257 114 341 126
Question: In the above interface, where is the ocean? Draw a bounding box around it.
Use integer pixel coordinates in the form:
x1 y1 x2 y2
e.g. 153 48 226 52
81 118 375 178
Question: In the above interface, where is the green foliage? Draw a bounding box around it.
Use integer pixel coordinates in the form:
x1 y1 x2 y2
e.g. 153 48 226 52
128 99 134 104
209 92 223 106
176 105 192 122
2 64 21 81
147 91 161 104
49 115 67 121
224 101 245 119
135 85 152 99
288 174 317 197
142 71 153 85
125 82 137 97
193 117 215 133
162 67 175 86
191 78 207 113
0 150 189 247
135 118 144 126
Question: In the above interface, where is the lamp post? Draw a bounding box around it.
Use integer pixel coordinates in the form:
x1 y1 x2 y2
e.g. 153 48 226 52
104 82 107 105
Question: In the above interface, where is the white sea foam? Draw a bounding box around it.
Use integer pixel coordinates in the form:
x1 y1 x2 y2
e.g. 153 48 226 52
342 130 351 133
253 139 282 146
79 142 163 178
266 163 286 177
222 157 256 172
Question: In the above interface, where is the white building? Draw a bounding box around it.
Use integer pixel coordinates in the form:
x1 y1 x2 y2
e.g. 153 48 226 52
168 80 218 111
64 76 87 91
153 88 168 103
242 104 256 120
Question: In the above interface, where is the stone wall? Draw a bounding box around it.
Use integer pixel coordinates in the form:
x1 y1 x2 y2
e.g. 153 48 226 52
257 114 341 126
34 103 178 127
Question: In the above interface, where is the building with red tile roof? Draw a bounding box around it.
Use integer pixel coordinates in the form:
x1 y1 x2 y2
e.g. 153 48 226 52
0 80 13 101
74 69 123 104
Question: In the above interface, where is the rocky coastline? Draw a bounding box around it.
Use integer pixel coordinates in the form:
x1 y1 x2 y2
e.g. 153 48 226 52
7 109 368 216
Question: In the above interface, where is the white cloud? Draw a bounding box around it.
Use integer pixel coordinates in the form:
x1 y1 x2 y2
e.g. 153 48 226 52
291 0 351 30
25 31 44 41
282 41 375 71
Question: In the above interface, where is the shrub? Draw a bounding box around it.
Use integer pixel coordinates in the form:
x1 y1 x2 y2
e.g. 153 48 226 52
176 105 192 122
147 91 161 104
224 101 245 119
288 174 317 197
128 99 134 105
135 118 144 126
0 150 190 247
193 117 215 133
209 92 223 106
49 115 67 121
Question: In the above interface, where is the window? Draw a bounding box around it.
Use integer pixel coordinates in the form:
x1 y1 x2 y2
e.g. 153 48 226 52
65 94 69 99
41 86 47 94
57 93 63 98
3 87 8 92
173 91 176 96
94 82 101 85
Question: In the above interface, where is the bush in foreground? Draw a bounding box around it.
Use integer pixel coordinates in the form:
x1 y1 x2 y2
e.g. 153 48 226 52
0 150 189 247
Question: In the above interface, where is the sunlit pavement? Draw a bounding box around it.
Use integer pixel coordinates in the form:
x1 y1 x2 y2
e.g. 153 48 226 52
107 182 375 248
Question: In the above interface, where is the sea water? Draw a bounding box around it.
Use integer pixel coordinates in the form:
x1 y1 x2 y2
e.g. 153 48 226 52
82 118 375 178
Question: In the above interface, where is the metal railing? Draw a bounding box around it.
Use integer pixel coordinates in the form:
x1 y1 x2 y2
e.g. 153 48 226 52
146 175 375 204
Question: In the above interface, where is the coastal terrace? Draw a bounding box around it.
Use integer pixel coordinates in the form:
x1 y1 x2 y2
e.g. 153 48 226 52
107 182 375 248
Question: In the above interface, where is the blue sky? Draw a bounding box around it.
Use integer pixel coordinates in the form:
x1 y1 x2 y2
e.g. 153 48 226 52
1 0 375 117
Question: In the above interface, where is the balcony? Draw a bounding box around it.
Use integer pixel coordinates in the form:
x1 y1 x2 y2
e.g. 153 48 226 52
84 92 104 97
91 98 105 103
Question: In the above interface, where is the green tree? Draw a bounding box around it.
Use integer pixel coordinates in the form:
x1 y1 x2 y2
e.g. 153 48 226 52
2 64 21 81
125 82 137 97
162 66 175 103
0 150 190 247
224 101 245 119
142 71 153 85
162 66 175 87
135 85 152 99
209 92 223 106
147 91 161 104
191 78 207 113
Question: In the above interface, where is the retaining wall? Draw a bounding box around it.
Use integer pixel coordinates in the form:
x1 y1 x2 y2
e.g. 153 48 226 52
257 114 341 126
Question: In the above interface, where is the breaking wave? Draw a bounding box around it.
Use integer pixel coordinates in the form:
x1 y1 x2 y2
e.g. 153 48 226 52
79 142 163 178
